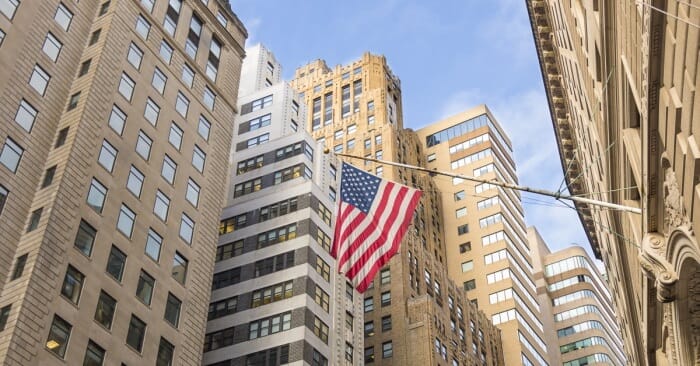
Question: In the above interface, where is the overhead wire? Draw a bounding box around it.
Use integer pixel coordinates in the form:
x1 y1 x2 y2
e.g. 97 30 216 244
636 0 700 29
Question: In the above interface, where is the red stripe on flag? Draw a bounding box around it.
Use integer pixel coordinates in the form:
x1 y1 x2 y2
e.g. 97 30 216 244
336 183 397 270
354 188 422 292
345 185 409 279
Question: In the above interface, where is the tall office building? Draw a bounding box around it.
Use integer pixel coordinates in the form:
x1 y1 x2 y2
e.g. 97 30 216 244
0 0 246 364
416 106 552 366
203 44 364 366
527 0 700 364
291 54 504 366
529 227 626 366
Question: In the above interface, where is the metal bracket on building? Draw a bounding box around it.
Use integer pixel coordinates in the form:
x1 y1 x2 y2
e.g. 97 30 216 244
327 150 642 215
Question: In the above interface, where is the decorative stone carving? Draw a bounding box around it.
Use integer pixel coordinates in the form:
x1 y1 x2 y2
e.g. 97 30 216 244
663 167 690 236
662 304 678 365
641 232 679 303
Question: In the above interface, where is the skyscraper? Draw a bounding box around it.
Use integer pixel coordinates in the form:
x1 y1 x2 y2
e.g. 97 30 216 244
0 0 246 364
291 54 504 366
203 44 363 366
529 227 626 366
416 106 552 366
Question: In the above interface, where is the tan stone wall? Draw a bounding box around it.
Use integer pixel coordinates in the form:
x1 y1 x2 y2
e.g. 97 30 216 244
0 0 245 364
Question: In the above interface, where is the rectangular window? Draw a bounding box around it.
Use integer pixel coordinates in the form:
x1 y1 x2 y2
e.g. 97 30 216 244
168 122 183 150
179 213 196 243
153 190 170 221
380 269 391 285
251 280 293 308
46 315 72 358
126 315 146 352
382 341 393 358
314 286 330 312
203 87 215 110
463 279 476 291
179 64 195 89
42 32 62 62
0 305 10 331
60 265 84 304
365 347 375 363
145 228 162 261
98 139 117 172
136 270 155 305
41 165 56 188
198 115 210 140
175 92 189 117
127 42 143 69
126 165 144 197
94 291 116 329
364 297 374 312
106 245 126 282
117 204 135 238
0 185 6 214
192 145 206 172
208 296 237 320
144 98 160 125
461 260 474 272
88 29 101 46
54 3 73 31
381 291 391 306
316 256 330 282
26 207 42 232
118 73 135 101
161 155 177 184
135 130 152 160
86 178 107 213
67 91 80 110
135 15 150 39
29 65 50 95
139 0 154 12
382 315 392 331
10 253 27 280
15 99 38 132
108 105 126 135
83 340 105 366
251 95 273 111
164 293 181 327
313 317 329 343
206 37 221 80
157 338 174 366
151 68 167 95
74 220 96 257
1 0 20 19
172 252 188 284
98 1 110 16
186 178 200 206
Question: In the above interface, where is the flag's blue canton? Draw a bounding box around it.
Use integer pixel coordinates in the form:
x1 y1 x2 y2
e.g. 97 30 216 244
340 163 381 214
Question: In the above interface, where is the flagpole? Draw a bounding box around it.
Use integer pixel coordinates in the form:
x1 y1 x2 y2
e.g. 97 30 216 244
325 150 642 215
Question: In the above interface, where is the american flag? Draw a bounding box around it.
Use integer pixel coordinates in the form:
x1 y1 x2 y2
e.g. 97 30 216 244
332 162 422 293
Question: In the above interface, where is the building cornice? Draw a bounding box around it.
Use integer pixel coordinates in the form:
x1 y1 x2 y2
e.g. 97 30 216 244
525 0 602 258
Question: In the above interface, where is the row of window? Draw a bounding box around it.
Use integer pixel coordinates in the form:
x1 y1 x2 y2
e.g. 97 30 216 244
364 315 392 337
211 250 296 290
45 311 174 363
364 341 393 363
136 1 222 82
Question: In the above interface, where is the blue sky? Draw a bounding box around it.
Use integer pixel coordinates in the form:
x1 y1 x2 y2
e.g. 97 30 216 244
229 0 591 254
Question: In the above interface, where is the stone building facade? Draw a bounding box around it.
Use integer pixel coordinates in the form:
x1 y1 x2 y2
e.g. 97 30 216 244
0 0 246 364
527 0 700 364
